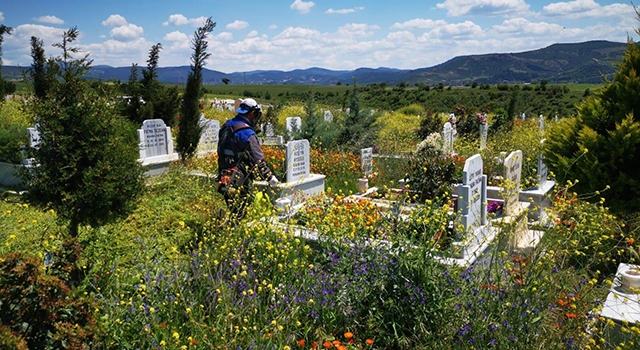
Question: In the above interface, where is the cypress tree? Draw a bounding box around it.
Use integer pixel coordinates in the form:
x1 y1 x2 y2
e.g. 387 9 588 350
177 17 216 161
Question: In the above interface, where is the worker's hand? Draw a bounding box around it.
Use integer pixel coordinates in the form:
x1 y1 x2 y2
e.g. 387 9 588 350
268 175 280 186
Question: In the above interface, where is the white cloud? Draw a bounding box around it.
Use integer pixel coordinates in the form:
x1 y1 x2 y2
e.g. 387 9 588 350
217 32 233 41
3 24 69 65
386 31 417 42
163 31 188 42
34 16 64 25
420 21 485 39
226 20 249 30
163 31 190 50
163 14 209 27
269 24 278 30
102 14 128 27
247 30 258 38
493 18 568 35
84 37 152 67
290 0 315 14
0 12 4 22
391 18 448 30
110 24 144 41
326 7 364 14
543 0 632 19
436 0 529 16
336 23 380 38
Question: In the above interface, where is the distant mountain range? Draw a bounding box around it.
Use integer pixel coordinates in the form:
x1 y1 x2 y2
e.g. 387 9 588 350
2 40 627 85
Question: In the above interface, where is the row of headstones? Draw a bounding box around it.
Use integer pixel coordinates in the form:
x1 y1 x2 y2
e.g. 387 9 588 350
25 116 221 165
27 118 318 185
456 150 524 232
442 113 549 154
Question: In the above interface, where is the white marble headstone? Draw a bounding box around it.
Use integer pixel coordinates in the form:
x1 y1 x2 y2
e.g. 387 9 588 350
538 115 545 132
442 122 454 154
538 139 548 185
503 150 523 215
323 110 333 122
138 119 174 159
360 147 373 176
286 139 310 182
197 116 220 154
456 154 487 230
27 125 41 149
264 123 275 137
480 123 488 150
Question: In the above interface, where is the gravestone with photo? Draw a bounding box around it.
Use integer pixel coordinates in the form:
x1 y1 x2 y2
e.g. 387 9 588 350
137 119 179 175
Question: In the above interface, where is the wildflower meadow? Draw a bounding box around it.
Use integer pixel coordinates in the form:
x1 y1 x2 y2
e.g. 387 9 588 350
3 12 640 349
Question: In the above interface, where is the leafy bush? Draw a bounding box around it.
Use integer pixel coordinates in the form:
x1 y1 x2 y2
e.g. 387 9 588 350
0 252 97 349
407 136 461 202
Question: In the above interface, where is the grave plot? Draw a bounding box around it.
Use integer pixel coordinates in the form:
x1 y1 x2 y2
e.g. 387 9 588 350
137 119 179 175
256 139 325 215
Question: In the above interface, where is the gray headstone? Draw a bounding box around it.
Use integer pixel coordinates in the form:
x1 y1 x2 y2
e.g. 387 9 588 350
286 139 310 182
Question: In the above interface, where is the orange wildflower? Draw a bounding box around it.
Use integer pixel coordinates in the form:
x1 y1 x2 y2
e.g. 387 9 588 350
332 340 341 346
323 341 332 348
190 339 197 345
366 338 374 345
557 299 569 307
565 312 578 319
344 332 354 339
628 238 635 245
312 341 318 349
298 339 306 346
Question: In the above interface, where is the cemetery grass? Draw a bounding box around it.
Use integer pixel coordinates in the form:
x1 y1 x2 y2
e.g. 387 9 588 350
3 156 640 349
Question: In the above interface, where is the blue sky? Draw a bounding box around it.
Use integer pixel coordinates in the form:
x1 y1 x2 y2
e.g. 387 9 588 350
1 0 638 73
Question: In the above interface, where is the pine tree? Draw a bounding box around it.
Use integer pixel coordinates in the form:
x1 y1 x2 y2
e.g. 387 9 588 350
337 80 378 152
177 17 216 161
25 27 144 238
543 7 640 214
29 36 56 99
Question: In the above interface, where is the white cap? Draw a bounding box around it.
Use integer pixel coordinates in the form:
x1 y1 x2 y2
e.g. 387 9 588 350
236 98 261 114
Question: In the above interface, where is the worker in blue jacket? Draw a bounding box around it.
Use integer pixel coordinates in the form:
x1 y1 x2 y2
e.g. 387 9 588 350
217 98 279 218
